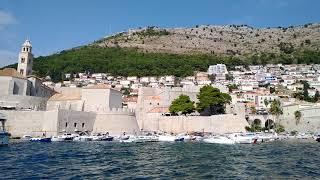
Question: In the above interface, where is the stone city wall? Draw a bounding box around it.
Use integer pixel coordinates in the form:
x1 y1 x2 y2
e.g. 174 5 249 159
93 111 139 135
141 113 249 134
0 95 48 110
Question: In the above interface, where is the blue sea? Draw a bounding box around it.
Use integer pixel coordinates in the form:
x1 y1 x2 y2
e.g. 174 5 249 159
0 140 319 179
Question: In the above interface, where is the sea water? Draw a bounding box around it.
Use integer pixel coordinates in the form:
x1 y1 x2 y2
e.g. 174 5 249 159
0 140 319 179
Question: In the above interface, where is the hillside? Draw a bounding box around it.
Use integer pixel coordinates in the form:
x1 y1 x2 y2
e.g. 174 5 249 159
93 23 320 55
3 23 320 82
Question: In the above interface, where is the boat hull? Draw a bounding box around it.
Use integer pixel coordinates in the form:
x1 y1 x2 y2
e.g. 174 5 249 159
203 137 235 144
30 137 52 142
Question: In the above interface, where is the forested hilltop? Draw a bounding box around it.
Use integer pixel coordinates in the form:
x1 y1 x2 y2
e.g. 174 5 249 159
4 45 320 82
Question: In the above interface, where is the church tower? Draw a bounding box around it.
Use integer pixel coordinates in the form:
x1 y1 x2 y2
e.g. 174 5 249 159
17 39 33 77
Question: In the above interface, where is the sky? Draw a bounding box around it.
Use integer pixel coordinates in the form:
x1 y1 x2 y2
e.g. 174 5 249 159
0 0 319 66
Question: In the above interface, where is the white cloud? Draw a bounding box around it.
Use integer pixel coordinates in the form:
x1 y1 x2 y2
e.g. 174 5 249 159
0 50 17 67
0 10 17 30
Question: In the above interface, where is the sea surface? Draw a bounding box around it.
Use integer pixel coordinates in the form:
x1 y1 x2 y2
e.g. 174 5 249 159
0 140 319 179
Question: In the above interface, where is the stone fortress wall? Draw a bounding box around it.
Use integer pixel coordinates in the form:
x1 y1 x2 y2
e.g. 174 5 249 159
1 86 140 137
136 86 249 134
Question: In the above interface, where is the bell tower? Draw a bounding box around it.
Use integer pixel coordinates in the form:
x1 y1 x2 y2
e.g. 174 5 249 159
17 39 33 77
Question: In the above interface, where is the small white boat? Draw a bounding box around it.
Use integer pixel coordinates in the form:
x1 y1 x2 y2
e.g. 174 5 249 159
134 135 158 143
21 135 33 141
51 133 76 142
0 118 10 145
296 133 311 139
256 133 277 143
73 135 92 142
203 136 235 144
90 133 114 141
228 133 258 144
158 135 184 142
119 135 137 142
178 134 196 141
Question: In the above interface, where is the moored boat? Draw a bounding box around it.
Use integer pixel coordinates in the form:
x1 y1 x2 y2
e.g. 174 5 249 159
21 135 33 141
0 118 10 145
73 135 92 142
134 135 158 143
158 135 184 142
30 137 52 142
228 133 258 144
51 133 77 142
203 136 235 144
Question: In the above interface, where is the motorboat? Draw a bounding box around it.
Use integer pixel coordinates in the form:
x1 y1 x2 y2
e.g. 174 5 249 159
51 133 76 142
0 117 10 145
90 133 114 141
21 135 33 141
119 135 137 142
73 135 92 142
158 135 184 142
228 133 258 144
101 136 114 141
296 133 311 139
316 137 320 142
30 137 52 142
178 134 196 141
256 133 277 143
203 136 235 144
51 136 65 142
134 135 158 143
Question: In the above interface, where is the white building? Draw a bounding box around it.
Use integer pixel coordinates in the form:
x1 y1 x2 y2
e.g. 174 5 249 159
208 64 228 75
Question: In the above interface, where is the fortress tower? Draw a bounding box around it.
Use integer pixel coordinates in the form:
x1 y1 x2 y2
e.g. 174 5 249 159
17 39 33 77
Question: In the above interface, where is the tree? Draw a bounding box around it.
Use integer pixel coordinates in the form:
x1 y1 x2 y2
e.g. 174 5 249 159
264 99 269 108
270 86 276 94
169 95 195 115
313 90 320 102
196 85 232 115
278 42 294 54
227 84 238 93
250 106 257 114
269 99 283 129
69 72 74 81
121 87 131 96
245 119 262 132
294 110 302 125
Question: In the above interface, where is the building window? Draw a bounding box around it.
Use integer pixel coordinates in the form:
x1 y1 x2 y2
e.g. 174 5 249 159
19 69 24 75
26 48 29 52
65 122 68 127
74 123 77 128
23 48 25 51
82 123 85 128
21 58 25 63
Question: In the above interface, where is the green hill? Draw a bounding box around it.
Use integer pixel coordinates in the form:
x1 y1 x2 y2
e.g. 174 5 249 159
4 45 320 83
